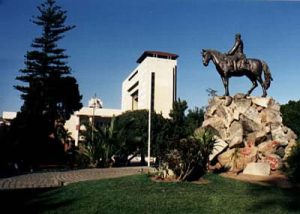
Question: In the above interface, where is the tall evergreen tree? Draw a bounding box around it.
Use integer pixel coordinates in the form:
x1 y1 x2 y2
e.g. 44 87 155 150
185 107 205 135
169 99 188 141
281 100 300 137
12 0 82 166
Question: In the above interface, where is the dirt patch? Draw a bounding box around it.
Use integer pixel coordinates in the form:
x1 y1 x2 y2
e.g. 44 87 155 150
150 171 294 188
220 171 293 189
150 176 179 183
192 178 210 185
150 176 210 184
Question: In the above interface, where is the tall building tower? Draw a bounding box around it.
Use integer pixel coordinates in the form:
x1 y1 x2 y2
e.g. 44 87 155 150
121 51 178 118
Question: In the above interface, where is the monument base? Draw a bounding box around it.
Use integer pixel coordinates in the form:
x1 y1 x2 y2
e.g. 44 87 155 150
202 94 297 175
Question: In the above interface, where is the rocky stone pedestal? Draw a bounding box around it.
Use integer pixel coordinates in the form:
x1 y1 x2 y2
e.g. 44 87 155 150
203 94 297 175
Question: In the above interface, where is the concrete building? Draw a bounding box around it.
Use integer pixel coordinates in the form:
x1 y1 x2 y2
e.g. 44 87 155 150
1 111 17 126
2 50 178 146
65 98 123 146
122 51 178 118
66 51 178 145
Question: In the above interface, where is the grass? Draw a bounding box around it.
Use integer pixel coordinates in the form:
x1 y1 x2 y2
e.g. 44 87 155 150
1 173 300 214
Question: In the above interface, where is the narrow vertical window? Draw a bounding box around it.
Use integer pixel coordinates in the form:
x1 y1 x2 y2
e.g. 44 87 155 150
151 72 155 112
173 66 177 102
131 90 138 110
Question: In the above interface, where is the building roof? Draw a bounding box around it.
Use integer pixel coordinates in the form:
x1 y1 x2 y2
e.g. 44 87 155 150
136 51 179 63
76 107 123 118
2 111 17 120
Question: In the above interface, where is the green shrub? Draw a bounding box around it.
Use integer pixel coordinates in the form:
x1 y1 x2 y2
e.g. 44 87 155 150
165 128 215 181
281 100 300 137
286 141 300 182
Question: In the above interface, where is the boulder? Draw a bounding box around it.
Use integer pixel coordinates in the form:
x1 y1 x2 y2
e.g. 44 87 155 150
240 114 262 133
275 146 285 158
228 121 243 148
202 95 297 174
283 139 297 160
234 146 258 172
202 117 227 139
242 106 261 125
224 96 233 106
271 126 289 146
263 154 283 170
218 149 237 169
217 146 258 172
253 130 269 144
243 162 270 176
234 97 251 115
258 140 279 155
260 109 282 125
205 105 217 118
251 97 271 108
268 99 281 111
209 137 228 161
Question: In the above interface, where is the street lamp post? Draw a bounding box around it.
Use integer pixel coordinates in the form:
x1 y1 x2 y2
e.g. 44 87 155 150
147 73 152 167
91 94 96 144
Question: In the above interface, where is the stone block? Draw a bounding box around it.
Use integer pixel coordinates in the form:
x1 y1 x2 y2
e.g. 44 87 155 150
251 97 271 108
240 114 262 133
261 109 282 125
218 149 236 168
202 117 227 139
264 154 282 170
228 121 243 148
268 99 281 111
243 162 270 176
258 140 279 155
283 139 297 160
209 137 228 161
242 106 261 125
271 126 289 146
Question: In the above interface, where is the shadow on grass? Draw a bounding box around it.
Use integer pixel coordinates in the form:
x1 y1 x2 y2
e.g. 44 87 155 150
0 187 74 213
245 184 300 213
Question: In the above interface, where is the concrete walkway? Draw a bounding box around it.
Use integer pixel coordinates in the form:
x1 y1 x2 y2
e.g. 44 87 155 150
0 167 150 189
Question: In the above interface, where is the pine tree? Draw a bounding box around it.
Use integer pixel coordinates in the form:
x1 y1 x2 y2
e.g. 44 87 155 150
15 0 82 127
13 0 82 165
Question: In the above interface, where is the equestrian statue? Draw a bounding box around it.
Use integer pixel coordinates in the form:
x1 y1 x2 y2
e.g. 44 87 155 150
201 33 273 97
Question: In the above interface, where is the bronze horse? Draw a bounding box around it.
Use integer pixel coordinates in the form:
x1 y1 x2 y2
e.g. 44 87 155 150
201 49 273 97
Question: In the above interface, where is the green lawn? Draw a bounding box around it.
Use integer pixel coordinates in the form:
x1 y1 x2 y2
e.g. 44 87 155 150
1 173 299 214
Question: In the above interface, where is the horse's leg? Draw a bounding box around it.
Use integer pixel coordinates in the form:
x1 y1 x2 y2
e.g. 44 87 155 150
221 77 226 96
247 76 258 96
226 78 230 96
257 75 267 97
221 76 228 96
223 77 229 96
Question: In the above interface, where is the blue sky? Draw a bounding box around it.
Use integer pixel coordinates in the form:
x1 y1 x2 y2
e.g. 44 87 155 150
1 0 300 115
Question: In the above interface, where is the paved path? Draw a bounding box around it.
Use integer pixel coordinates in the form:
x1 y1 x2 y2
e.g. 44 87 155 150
0 167 150 189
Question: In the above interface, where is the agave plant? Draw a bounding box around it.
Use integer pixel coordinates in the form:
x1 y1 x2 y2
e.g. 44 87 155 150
164 128 216 181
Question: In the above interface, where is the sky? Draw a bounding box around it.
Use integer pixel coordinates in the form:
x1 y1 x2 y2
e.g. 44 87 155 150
1 0 300 116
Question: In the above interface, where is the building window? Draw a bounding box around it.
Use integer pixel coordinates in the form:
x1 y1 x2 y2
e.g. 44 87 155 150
173 66 177 102
151 72 155 112
128 70 138 81
131 90 138 110
127 81 139 92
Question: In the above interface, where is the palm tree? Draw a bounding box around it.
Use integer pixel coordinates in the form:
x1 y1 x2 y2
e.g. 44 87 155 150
79 116 128 167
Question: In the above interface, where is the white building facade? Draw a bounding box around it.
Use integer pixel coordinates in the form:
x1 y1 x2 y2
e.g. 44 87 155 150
122 51 178 118
2 50 178 146
1 111 17 126
65 98 123 146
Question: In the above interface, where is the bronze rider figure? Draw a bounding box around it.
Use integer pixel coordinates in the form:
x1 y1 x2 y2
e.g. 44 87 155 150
227 33 247 71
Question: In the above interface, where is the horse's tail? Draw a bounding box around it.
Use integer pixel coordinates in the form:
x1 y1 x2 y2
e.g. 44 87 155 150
262 61 273 90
